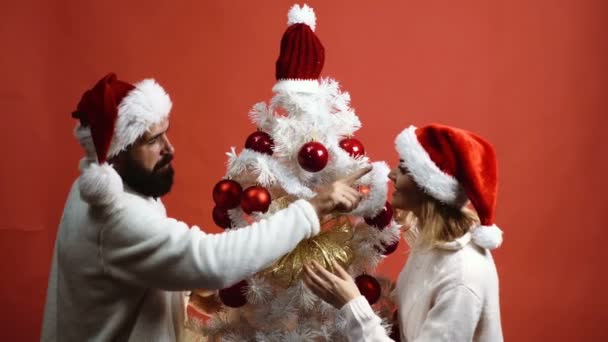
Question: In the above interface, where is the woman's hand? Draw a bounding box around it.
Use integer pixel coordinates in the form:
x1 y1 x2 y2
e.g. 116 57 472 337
303 260 361 309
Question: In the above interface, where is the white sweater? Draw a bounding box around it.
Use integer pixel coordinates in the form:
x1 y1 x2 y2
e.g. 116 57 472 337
341 232 503 341
41 181 320 341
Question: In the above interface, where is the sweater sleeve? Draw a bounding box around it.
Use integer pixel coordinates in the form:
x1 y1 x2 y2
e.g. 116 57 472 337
340 296 394 342
100 199 320 290
413 284 482 341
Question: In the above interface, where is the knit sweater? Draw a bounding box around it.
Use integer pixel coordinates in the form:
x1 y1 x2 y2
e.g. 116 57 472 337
41 181 320 341
341 231 503 341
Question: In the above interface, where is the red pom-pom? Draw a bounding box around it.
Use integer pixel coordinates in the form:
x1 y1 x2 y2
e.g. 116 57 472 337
355 274 381 305
298 141 329 172
212 205 232 229
219 280 248 308
245 131 274 155
241 186 272 214
365 202 393 229
212 179 242 209
339 138 365 158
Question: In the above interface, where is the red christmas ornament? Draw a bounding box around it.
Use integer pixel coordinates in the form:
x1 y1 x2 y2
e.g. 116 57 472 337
219 280 248 308
365 201 393 229
379 239 399 256
339 138 365 158
212 179 242 209
298 141 329 172
240 186 272 214
357 185 371 196
212 205 232 229
355 274 381 305
245 131 274 155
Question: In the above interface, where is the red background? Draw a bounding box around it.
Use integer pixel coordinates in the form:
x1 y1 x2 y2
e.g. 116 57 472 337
1 0 607 340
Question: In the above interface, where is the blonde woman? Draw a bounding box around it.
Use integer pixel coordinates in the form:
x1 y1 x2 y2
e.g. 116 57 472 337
304 124 504 341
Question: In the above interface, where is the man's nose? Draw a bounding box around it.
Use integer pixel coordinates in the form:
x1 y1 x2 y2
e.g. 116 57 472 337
162 135 175 155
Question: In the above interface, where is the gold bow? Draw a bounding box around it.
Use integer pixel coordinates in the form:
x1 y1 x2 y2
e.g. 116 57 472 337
265 205 355 287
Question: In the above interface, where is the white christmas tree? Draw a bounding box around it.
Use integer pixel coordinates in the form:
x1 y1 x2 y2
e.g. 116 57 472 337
187 4 400 341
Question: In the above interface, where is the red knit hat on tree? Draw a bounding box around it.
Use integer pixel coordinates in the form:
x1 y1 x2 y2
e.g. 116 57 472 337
395 124 503 249
273 4 325 93
72 73 172 206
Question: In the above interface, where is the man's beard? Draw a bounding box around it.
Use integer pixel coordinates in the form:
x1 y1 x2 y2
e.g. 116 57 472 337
121 154 175 198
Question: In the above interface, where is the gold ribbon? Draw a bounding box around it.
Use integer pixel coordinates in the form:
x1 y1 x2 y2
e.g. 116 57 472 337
265 199 356 287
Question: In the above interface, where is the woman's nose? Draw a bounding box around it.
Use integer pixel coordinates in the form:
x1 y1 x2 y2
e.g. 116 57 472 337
388 168 396 181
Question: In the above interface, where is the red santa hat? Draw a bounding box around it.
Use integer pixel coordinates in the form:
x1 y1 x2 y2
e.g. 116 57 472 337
395 124 503 249
72 73 172 206
273 4 325 93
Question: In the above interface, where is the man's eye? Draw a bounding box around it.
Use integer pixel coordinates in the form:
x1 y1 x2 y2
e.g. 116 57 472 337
147 137 158 144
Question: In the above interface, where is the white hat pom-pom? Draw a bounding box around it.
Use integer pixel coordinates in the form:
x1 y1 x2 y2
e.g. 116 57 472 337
471 224 503 250
78 163 123 206
287 4 316 31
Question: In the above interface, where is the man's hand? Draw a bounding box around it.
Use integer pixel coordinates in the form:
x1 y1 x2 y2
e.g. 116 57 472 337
189 289 222 316
308 166 372 217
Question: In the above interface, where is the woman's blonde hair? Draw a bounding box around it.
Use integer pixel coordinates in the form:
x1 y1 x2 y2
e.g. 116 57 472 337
412 195 479 248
